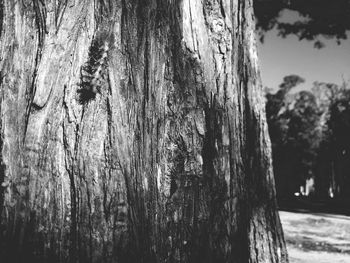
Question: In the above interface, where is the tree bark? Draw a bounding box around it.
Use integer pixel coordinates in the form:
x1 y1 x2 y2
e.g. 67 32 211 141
0 0 288 262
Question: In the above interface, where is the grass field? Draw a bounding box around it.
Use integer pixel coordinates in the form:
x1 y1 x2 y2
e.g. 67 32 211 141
280 211 350 263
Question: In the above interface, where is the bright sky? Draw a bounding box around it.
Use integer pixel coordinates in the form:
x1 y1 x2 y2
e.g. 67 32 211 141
257 12 350 92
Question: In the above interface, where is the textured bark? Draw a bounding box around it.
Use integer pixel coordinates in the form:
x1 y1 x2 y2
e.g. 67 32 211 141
0 0 288 262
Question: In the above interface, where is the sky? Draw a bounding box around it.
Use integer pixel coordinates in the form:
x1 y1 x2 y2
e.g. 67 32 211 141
257 11 350 92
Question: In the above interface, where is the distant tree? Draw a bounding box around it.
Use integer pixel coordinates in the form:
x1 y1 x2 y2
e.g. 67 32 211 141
311 81 350 198
266 75 305 145
311 82 341 197
328 88 350 198
266 75 310 197
267 79 350 199
286 91 321 191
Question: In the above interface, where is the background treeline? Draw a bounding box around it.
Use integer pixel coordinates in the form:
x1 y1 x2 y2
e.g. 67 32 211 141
266 75 350 201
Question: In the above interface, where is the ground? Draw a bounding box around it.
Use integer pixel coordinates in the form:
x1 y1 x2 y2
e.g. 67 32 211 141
280 211 350 263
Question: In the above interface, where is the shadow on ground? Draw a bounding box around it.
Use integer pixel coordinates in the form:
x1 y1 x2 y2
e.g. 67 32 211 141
280 210 350 263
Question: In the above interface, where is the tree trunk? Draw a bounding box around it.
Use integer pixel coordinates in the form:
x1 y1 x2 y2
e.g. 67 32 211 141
0 0 288 262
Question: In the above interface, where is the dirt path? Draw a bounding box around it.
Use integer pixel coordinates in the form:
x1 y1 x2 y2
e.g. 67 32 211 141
279 211 350 263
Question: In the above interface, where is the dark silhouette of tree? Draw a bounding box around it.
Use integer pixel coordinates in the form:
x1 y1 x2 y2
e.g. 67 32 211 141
312 82 341 197
266 75 305 145
286 91 320 191
266 75 311 197
328 89 350 198
311 81 350 198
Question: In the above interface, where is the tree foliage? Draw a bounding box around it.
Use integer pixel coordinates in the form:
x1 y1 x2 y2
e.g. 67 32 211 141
254 0 350 47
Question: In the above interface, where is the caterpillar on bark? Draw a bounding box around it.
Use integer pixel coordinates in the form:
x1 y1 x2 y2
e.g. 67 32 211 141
77 32 110 104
